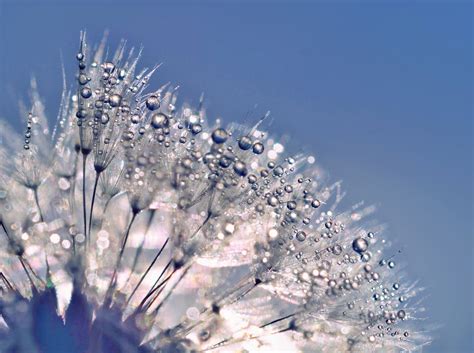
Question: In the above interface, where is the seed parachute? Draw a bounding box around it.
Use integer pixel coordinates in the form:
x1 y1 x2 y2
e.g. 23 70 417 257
0 33 429 353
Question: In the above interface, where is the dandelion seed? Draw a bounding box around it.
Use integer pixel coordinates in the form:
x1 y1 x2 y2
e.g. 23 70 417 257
0 34 430 353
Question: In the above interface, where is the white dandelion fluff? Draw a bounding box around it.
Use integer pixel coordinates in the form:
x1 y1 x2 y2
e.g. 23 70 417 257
0 33 430 353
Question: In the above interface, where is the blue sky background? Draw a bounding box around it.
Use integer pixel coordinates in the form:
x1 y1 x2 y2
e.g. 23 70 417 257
0 1 472 352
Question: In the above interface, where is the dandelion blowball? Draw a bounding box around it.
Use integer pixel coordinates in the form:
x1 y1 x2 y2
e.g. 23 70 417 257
0 34 429 353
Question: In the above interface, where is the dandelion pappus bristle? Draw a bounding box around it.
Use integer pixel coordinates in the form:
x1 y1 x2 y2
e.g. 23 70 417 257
0 34 430 353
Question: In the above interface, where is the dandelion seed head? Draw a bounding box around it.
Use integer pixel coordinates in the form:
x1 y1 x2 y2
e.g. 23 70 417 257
0 34 430 353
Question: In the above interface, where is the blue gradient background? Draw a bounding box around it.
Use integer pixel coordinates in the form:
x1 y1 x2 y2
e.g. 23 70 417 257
0 1 472 352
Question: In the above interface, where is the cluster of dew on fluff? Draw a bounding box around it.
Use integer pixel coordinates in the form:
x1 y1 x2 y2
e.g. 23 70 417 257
0 33 429 353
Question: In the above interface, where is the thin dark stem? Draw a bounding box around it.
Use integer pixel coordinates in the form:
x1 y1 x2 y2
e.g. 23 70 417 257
82 154 88 245
0 272 14 291
88 172 101 240
23 257 45 286
33 187 44 222
172 278 259 336
1 222 44 290
151 265 191 315
103 196 112 214
260 312 298 329
18 257 37 293
133 216 208 313
229 281 259 305
143 269 177 312
0 222 11 240
123 209 157 287
136 259 173 310
117 212 137 264
106 212 138 296
126 237 169 305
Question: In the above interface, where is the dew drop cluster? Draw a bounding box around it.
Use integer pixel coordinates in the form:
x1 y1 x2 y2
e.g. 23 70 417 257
0 34 428 353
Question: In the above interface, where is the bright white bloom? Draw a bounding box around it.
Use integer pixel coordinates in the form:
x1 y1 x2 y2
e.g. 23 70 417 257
0 33 429 353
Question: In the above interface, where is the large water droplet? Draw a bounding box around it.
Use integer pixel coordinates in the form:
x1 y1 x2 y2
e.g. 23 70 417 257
352 237 368 253
151 113 169 129
212 128 228 144
252 142 264 155
146 95 160 111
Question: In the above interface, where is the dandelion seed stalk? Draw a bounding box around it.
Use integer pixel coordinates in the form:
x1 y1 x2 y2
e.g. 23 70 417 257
0 34 430 353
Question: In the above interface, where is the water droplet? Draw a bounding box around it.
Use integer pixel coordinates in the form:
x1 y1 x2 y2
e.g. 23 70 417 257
118 69 127 79
233 161 248 176
146 95 160 110
352 237 368 253
333 244 343 255
191 124 202 134
109 94 122 107
103 62 115 73
76 109 87 119
296 231 307 242
238 136 252 150
273 166 284 177
219 156 231 168
311 199 321 208
361 252 371 262
267 196 278 207
151 113 169 129
131 114 140 124
101 113 110 124
248 174 257 184
252 142 264 154
80 87 92 99
212 128 228 144
78 74 88 85
397 310 406 319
